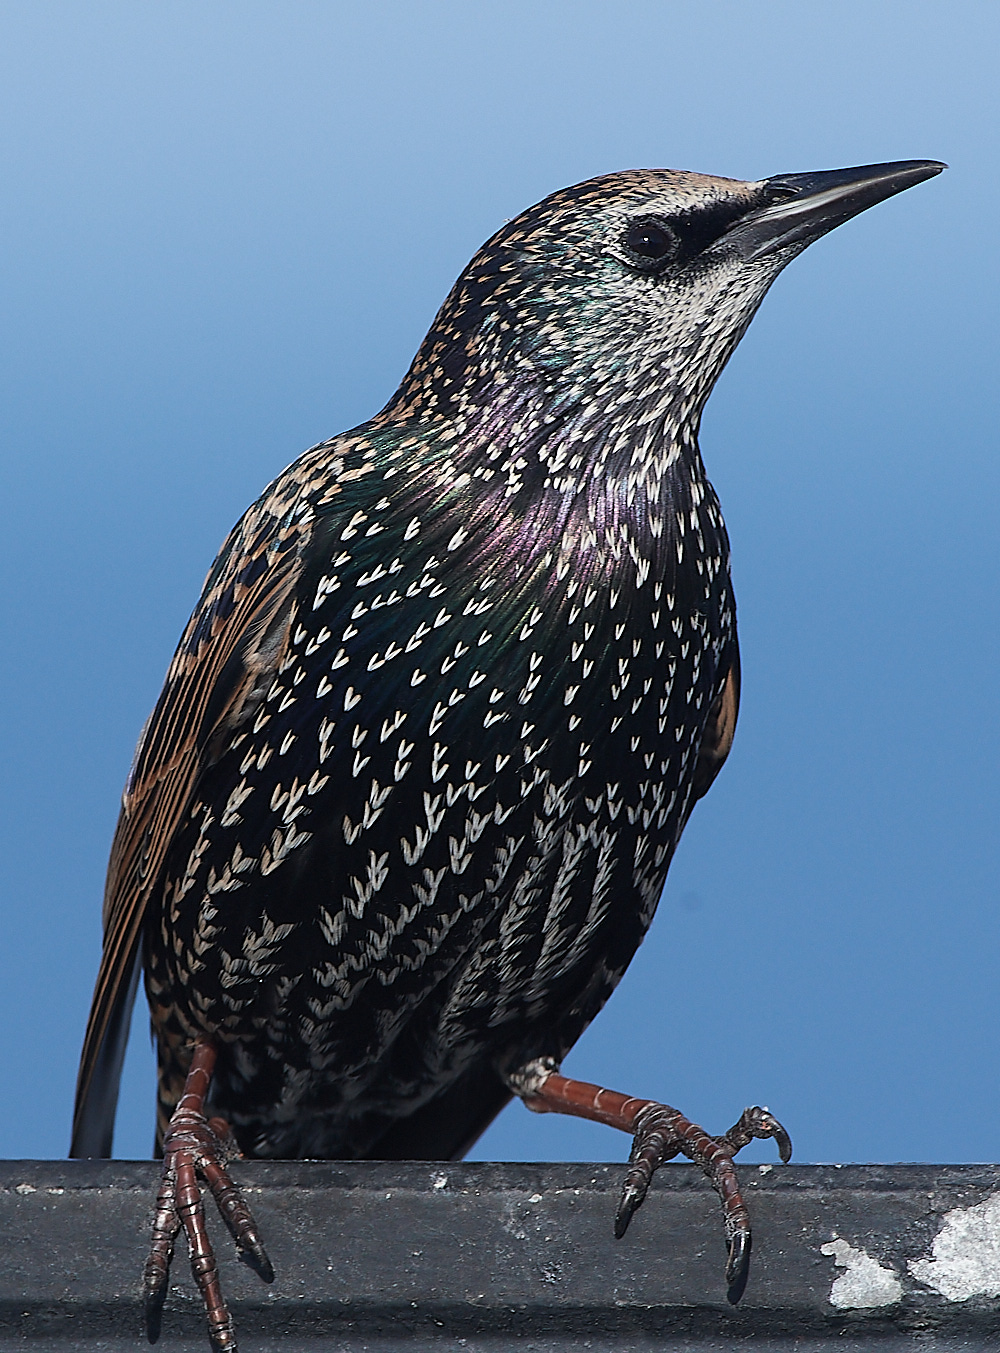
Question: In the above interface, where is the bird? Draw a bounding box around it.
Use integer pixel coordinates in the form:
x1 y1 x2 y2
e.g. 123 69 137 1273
71 158 943 1350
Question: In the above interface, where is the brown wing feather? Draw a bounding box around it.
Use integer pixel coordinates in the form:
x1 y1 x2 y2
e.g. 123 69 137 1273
70 477 317 1156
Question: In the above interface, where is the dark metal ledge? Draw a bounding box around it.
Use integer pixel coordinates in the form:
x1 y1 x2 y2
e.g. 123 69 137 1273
3 1160 1000 1349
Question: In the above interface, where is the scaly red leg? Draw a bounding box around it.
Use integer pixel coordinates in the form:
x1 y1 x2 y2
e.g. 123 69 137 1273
506 1061 791 1304
144 1039 273 1350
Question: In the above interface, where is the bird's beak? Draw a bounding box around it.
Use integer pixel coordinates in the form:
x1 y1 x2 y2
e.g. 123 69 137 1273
726 160 946 262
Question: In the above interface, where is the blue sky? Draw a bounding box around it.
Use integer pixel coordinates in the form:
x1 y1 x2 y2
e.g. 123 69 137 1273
1 1 996 1165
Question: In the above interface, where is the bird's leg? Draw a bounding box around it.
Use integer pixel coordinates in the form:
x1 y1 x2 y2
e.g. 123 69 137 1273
505 1060 791 1304
144 1037 273 1351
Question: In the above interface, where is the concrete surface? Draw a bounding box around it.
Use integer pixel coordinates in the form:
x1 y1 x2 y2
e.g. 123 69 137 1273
2 1160 1000 1349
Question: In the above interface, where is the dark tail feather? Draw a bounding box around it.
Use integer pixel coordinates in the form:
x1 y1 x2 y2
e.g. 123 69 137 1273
69 951 141 1158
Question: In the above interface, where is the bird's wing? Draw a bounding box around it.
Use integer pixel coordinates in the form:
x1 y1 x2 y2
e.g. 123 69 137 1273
689 641 740 803
70 478 316 1157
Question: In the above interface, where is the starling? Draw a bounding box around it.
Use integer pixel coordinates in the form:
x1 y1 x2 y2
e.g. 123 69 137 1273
71 158 943 1349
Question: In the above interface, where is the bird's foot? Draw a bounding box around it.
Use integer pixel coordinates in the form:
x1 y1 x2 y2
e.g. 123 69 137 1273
617 1100 791 1302
510 1064 791 1304
144 1040 273 1351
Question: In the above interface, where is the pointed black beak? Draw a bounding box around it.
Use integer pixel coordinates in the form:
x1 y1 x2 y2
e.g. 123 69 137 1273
727 160 946 262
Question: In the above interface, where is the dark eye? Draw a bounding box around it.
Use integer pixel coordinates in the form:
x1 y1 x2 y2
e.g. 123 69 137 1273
622 217 678 268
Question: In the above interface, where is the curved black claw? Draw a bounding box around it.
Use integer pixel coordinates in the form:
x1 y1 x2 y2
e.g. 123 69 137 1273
614 1173 650 1239
145 1284 169 1345
722 1105 793 1164
725 1229 751 1305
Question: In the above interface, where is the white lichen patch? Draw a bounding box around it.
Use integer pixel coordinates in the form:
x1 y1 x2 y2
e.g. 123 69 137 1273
908 1192 1000 1301
821 1237 903 1309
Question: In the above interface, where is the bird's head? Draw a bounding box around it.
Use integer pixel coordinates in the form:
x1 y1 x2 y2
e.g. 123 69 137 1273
386 161 943 464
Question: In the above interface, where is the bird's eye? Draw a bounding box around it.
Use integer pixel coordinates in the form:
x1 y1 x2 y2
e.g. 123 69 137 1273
622 218 678 269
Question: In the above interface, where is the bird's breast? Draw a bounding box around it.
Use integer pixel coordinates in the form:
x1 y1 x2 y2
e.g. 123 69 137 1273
145 451 734 1137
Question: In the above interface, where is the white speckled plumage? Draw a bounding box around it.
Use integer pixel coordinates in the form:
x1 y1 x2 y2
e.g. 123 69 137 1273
71 161 943 1170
